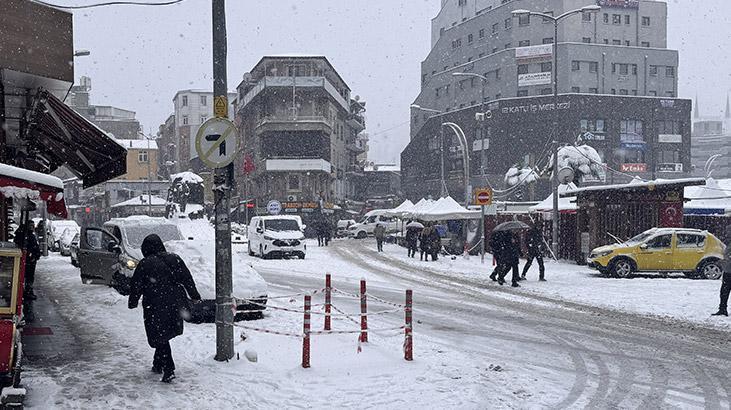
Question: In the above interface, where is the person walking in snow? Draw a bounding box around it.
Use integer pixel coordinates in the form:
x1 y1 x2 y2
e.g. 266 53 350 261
428 225 441 261
405 223 421 258
129 234 201 383
521 220 546 282
712 225 731 317
489 230 509 282
374 223 386 252
498 233 521 287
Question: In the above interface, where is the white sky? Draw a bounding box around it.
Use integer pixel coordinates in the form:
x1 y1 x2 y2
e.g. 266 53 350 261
65 0 731 164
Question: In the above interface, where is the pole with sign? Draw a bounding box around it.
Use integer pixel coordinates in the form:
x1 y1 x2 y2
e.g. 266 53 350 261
209 0 234 362
474 188 493 263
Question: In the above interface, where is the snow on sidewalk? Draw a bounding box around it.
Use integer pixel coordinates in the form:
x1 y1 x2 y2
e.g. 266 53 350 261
371 240 731 331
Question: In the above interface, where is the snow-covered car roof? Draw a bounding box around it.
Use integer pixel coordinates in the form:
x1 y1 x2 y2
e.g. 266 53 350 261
106 216 175 227
640 227 712 236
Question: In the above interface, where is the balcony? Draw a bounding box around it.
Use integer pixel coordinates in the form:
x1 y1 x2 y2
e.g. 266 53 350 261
255 115 333 135
345 142 366 153
242 76 350 111
346 114 366 133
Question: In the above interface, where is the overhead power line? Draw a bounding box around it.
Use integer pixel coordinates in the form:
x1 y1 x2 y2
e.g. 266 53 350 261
31 0 185 9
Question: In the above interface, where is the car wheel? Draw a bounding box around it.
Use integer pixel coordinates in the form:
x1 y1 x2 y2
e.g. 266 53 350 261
611 258 634 278
698 260 723 280
298 252 306 260
356 231 367 239
259 245 268 259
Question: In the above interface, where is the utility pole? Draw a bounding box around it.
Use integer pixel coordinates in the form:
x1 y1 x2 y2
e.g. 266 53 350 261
212 0 234 362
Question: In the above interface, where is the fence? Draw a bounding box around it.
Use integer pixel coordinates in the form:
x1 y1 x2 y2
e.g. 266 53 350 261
231 274 413 368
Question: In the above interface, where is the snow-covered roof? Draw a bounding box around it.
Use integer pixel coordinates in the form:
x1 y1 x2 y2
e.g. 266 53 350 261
381 199 415 217
171 171 204 184
563 178 706 196
0 163 64 189
408 196 480 221
531 184 578 212
115 139 158 150
684 178 731 213
111 195 167 208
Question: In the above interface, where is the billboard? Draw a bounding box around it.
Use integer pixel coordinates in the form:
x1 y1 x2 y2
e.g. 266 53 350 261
621 163 647 173
518 72 552 87
597 0 639 8
515 44 553 61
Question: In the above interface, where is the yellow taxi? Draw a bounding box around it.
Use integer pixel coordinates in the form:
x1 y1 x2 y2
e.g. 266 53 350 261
587 228 725 279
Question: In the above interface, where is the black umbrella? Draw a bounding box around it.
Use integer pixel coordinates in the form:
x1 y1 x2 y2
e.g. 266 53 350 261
406 221 425 229
493 220 530 232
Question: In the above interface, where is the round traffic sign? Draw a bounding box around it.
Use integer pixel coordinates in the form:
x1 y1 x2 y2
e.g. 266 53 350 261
267 200 282 215
195 117 237 169
475 188 493 205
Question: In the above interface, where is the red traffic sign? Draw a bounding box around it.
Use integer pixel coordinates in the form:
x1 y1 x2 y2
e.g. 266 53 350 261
474 188 493 205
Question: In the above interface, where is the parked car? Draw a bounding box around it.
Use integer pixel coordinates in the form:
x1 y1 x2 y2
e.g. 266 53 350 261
58 227 79 256
587 228 725 279
248 215 306 259
347 211 400 239
335 219 356 238
70 233 80 267
48 220 80 252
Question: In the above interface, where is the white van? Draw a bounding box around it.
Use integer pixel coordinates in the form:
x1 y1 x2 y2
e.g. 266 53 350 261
347 210 400 239
248 215 306 259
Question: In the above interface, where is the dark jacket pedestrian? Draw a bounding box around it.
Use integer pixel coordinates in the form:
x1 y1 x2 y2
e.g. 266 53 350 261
14 220 41 300
428 226 441 261
405 225 421 258
128 234 201 382
713 226 731 316
374 223 386 252
489 231 509 281
419 226 432 261
497 233 521 287
521 222 546 281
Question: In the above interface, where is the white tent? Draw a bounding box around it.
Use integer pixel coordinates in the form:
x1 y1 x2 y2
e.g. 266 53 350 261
383 199 415 217
530 183 578 212
410 196 480 221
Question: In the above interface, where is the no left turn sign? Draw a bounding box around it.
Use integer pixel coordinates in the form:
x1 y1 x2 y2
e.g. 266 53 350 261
195 117 237 169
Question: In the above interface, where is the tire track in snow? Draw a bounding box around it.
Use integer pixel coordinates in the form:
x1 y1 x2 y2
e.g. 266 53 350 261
546 333 589 409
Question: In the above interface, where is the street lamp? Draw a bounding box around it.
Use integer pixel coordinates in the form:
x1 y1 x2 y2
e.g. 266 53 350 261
511 5 600 260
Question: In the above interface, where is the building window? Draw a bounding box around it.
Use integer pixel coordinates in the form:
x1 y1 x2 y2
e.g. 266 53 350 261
517 64 529 74
138 150 148 163
467 56 473 62
666 67 675 77
518 14 530 26
580 119 606 134
649 65 658 76
624 15 630 25
504 43 512 49
656 120 682 135
571 61 580 71
619 63 629 75
495 68 501 79
611 88 616 94
435 88 440 98
493 23 499 33
631 90 638 96
492 47 499 53
582 12 592 22
200 95 207 106
603 13 609 24
458 0 466 5
182 115 188 125
571 87 580 93
589 87 598 94
543 37 554 44
582 37 591 43
540 88 552 95
641 41 650 47
657 150 680 164
517 89 528 97
519 40 531 47
468 33 474 43
479 28 485 38
589 62 598 73
541 62 552 72
181 95 188 106
603 39 609 44
612 14 621 25
470 78 476 87
200 115 207 123
612 39 621 45
666 91 675 97
621 119 644 142
625 40 631 46
288 174 301 191
495 93 502 99
504 18 512 30
642 16 651 26
479 52 485 58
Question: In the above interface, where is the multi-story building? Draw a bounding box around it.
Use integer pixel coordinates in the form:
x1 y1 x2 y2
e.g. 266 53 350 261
171 89 236 173
156 114 176 178
68 76 141 139
404 0 690 202
233 55 367 217
356 164 402 204
115 139 158 181
691 96 731 178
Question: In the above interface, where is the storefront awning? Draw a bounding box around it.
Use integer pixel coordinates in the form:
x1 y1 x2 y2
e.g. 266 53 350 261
0 163 67 218
26 89 127 188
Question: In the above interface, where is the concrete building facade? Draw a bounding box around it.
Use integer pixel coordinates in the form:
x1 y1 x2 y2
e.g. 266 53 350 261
68 76 141 139
691 96 731 178
233 56 367 215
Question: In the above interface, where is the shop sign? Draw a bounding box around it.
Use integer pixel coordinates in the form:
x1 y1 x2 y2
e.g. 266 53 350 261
515 44 553 61
656 163 683 173
597 0 639 9
472 138 490 151
518 72 552 87
660 99 675 108
658 134 682 143
501 101 570 115
621 163 647 172
620 142 646 151
581 132 605 141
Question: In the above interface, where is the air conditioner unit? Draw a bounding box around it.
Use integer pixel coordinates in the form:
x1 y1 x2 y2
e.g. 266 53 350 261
475 112 485 121
287 194 298 202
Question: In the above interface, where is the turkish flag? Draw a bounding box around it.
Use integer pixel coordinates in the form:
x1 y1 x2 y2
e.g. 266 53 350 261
243 154 256 175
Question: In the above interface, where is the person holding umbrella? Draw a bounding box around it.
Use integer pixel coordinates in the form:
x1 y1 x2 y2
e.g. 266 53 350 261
521 220 546 282
491 220 530 287
405 221 423 258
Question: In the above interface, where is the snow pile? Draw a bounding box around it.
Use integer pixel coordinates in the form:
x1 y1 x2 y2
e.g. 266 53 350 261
504 166 538 187
531 183 578 212
0 186 40 200
111 195 167 207
552 144 606 181
171 171 204 184
0 163 64 189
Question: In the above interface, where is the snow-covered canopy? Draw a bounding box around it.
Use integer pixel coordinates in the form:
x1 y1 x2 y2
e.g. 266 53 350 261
0 163 64 189
382 199 415 217
685 178 731 215
531 183 578 212
111 195 167 208
171 171 204 184
407 196 480 221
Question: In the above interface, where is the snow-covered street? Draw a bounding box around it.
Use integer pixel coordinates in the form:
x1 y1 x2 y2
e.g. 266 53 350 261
21 239 731 409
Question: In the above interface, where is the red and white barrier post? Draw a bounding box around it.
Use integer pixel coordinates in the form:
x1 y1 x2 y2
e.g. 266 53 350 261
324 274 332 331
359 279 368 343
302 294 311 368
404 289 413 361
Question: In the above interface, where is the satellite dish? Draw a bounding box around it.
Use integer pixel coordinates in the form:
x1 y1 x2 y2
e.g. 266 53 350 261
557 167 575 184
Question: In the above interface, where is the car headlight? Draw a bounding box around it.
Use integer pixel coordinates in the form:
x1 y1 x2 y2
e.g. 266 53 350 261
591 250 613 259
124 258 138 269
264 235 275 241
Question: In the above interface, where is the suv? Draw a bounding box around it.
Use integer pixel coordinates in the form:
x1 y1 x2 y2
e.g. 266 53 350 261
248 216 306 259
347 211 400 239
587 228 725 279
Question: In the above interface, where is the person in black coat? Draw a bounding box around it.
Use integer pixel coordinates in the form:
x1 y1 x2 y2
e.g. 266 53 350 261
498 232 521 287
429 225 441 261
521 221 546 281
489 230 509 282
405 224 421 258
128 234 201 383
14 220 41 300
712 225 731 317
